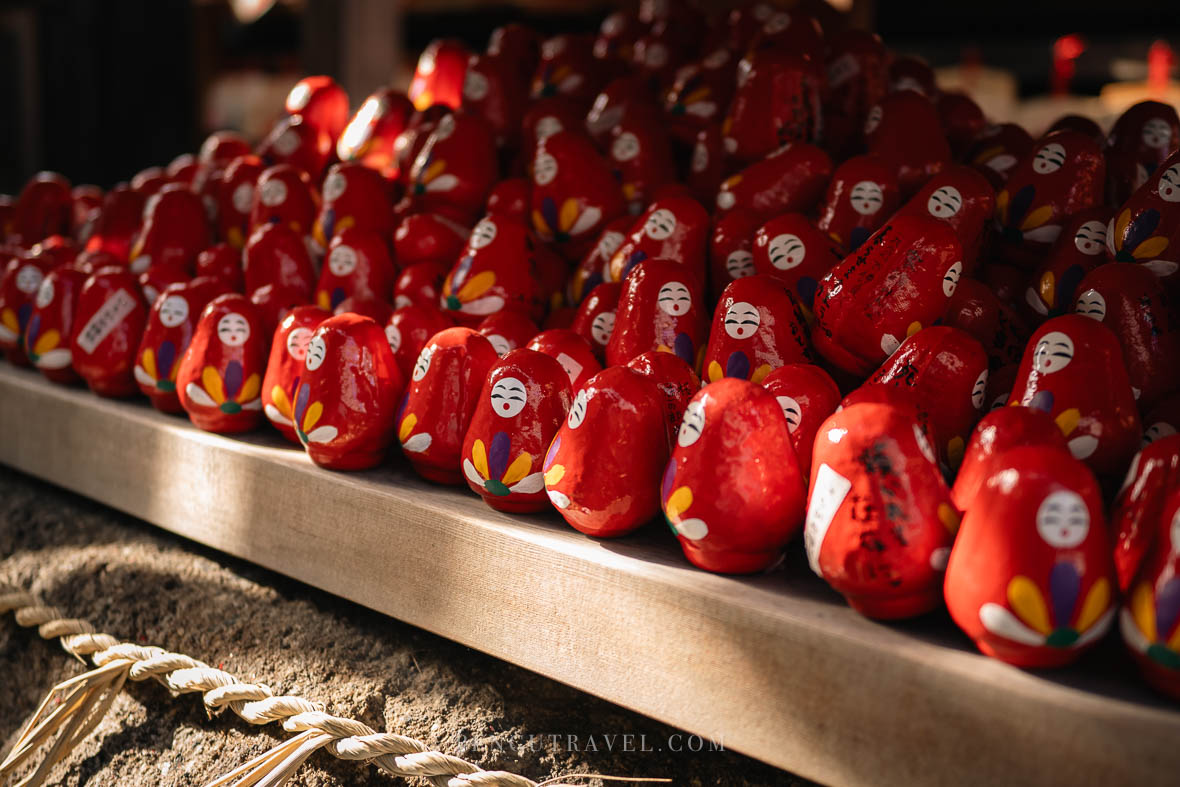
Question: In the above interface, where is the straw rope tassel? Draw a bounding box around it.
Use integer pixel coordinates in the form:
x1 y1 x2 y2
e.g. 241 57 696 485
0 587 667 787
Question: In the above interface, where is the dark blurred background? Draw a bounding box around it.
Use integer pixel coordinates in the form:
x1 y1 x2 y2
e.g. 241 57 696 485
0 0 1177 193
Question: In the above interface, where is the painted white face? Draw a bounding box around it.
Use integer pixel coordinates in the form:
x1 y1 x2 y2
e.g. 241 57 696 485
864 105 883 135
611 132 641 163
596 231 624 260
1032 143 1067 175
768 233 805 270
1142 118 1172 149
470 219 498 250
941 261 963 297
287 82 311 110
412 345 433 380
158 295 190 328
490 376 527 418
328 245 358 277
644 42 668 68
1036 490 1090 548
1032 331 1074 374
284 326 313 361
850 181 884 215
723 301 761 340
1157 164 1180 202
777 395 801 432
644 209 677 241
217 313 251 347
1143 421 1178 447
726 250 755 279
463 70 489 102
34 277 55 309
384 324 401 353
232 183 254 214
534 153 558 186
535 116 563 140
927 186 963 219
260 178 288 207
764 11 791 34
15 265 42 295
657 282 691 316
971 368 989 410
487 334 512 356
691 142 709 174
273 128 301 156
305 335 327 371
322 172 347 203
1170 506 1180 552
1075 289 1106 321
590 311 615 345
678 399 706 447
1073 220 1106 255
567 389 589 429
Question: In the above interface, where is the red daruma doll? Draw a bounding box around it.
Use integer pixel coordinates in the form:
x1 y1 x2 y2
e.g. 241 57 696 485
177 294 267 433
70 267 149 397
261 305 331 443
945 446 1117 667
806 401 958 618
1121 488 1180 698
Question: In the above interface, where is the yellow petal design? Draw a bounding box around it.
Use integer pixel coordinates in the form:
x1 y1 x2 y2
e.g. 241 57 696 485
995 189 1009 222
1131 581 1158 642
238 373 261 403
142 347 157 380
751 364 772 384
1 308 18 333
531 209 550 235
707 361 723 382
1039 271 1056 307
33 329 60 356
665 486 693 522
399 413 418 442
1020 204 1054 232
544 464 565 485
1007 575 1052 636
457 270 496 302
423 159 447 184
1075 578 1111 633
502 452 534 485
946 436 966 470
472 439 489 480
1115 208 1132 244
302 401 323 432
202 366 226 404
1055 408 1081 437
271 386 293 418
316 290 331 310
937 503 960 534
1133 236 1169 260
559 198 580 233
906 321 922 337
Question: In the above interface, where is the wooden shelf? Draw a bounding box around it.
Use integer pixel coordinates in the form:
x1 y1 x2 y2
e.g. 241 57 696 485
1 363 1177 786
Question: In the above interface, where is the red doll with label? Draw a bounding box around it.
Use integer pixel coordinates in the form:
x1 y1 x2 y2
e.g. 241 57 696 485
1111 435 1180 592
721 51 822 164
70 267 149 397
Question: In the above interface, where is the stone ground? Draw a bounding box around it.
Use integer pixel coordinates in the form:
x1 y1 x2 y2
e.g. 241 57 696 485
0 466 806 786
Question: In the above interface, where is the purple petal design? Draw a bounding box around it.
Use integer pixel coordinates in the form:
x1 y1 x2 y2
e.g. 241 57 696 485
294 382 311 422
1029 390 1054 413
1049 561 1081 629
621 249 647 279
1155 577 1180 639
157 340 177 377
1124 209 1161 253
224 360 243 399
672 333 694 365
1054 265 1085 317
26 314 40 344
331 287 346 308
452 255 474 289
542 196 560 233
725 350 750 379
1008 185 1035 226
544 435 561 470
489 430 511 480
320 208 336 241
849 226 871 251
396 390 409 422
288 374 301 400
579 271 603 303
661 457 677 503
796 276 819 309
17 302 31 331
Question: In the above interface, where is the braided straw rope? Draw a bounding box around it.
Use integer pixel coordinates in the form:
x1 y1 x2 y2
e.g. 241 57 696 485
0 587 666 787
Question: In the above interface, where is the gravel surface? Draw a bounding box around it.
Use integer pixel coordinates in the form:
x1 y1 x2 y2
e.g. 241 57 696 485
0 466 805 786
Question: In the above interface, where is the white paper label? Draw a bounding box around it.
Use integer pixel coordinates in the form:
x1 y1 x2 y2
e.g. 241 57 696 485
76 289 137 354
804 463 852 576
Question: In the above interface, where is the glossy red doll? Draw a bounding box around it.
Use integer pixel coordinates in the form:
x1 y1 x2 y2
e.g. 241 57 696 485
607 112 678 213
519 97 584 173
335 89 415 179
1121 487 1180 699
9 172 72 247
261 304 331 443
1009 314 1141 475
215 155 265 249
721 51 822 164
408 39 469 110
1104 100 1180 207
605 259 707 369
315 229 396 311
1111 435 1180 592
312 162 395 252
714 143 833 224
605 197 709 284
944 446 1116 667
525 329 601 392
966 122 1034 190
894 165 995 272
1073 262 1180 409
662 48 736 143
394 260 449 310
806 401 958 618
407 112 497 225
397 326 499 482
195 243 244 293
995 130 1105 268
544 366 669 537
129 185 210 275
529 130 625 261
176 294 267 432
812 214 964 376
477 310 538 357
0 253 56 365
292 313 404 469
243 223 316 301
393 212 467 269
822 30 888 160
749 213 842 317
864 91 951 197
134 277 230 412
746 9 823 60
569 281 621 361
257 115 333 181
706 210 759 296
21 264 88 383
461 53 528 150
592 9 642 62
815 155 900 254
626 349 700 439
1105 150 1180 293
944 278 1029 370
485 178 530 223
950 406 1068 514
249 165 318 240
285 75 349 143
568 217 630 304
661 378 806 573
1022 207 1112 322
759 362 841 479
439 215 543 325
69 267 148 396
529 34 600 108
488 22 540 81
701 275 810 384
82 187 146 263
461 348 572 512
383 303 453 381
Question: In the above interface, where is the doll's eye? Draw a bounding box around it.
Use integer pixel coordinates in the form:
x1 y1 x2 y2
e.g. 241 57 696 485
971 368 989 409
490 376 528 418
723 302 761 339
927 186 963 218
769 234 805 270
677 399 706 447
1036 490 1090 548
